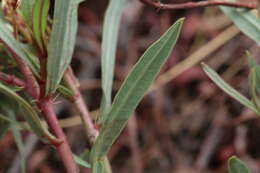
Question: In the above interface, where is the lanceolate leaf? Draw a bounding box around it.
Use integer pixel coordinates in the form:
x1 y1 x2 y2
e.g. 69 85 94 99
73 154 91 168
99 0 127 123
0 9 38 74
0 82 56 142
19 0 36 27
91 19 184 161
0 95 26 172
0 113 9 138
202 63 260 114
46 0 80 95
220 6 260 45
228 156 251 173
7 110 26 173
32 0 50 51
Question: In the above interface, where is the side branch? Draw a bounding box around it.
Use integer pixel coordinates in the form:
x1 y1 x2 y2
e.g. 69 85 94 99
64 67 98 145
140 0 256 9
0 72 26 87
0 40 40 100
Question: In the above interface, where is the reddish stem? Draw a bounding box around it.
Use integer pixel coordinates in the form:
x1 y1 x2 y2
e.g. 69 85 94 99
39 97 78 173
64 68 98 145
140 0 256 9
0 72 26 87
1 41 40 100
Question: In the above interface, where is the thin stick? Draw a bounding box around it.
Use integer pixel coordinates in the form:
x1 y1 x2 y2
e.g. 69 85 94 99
140 0 256 10
39 97 78 173
64 67 98 145
0 72 26 87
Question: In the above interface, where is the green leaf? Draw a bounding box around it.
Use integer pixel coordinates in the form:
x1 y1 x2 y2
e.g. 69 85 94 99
220 5 260 45
8 110 26 173
19 0 36 27
46 0 80 95
73 154 91 168
91 18 184 161
0 9 39 74
0 95 26 172
99 0 127 124
249 68 260 109
247 52 260 94
0 114 10 138
247 51 257 69
228 156 251 173
0 82 57 142
32 0 50 51
201 63 260 114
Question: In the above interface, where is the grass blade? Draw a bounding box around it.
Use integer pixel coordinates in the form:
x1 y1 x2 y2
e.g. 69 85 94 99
228 156 251 173
46 0 80 95
220 5 260 45
91 18 184 161
0 82 57 142
99 0 127 123
201 63 260 114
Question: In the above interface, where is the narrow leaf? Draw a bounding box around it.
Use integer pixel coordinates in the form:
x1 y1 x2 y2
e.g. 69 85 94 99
19 0 36 27
91 18 184 161
32 0 50 51
228 156 251 173
0 82 56 142
99 0 127 123
0 9 38 74
0 114 9 138
46 0 80 95
73 154 91 168
220 5 260 45
201 63 260 114
8 110 26 173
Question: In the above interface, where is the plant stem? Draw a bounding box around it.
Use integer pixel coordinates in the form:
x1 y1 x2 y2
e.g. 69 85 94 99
140 0 256 10
64 68 112 173
0 72 26 87
3 42 40 100
39 97 78 173
64 67 98 145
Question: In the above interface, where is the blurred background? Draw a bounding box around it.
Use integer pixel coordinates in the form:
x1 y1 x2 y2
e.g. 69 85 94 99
1 0 260 172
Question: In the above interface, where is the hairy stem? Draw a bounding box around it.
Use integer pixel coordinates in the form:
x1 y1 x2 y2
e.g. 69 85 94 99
39 97 78 173
0 72 26 87
140 0 256 10
64 67 98 145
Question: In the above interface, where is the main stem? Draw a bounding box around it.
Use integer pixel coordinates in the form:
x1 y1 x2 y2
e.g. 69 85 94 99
39 97 78 173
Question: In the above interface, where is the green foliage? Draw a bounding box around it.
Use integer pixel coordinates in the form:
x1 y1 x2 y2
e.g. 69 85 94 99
19 0 36 27
91 19 184 164
99 0 127 124
32 0 50 51
220 5 260 45
202 62 260 115
0 94 26 172
0 10 39 74
228 156 251 173
73 154 91 168
0 82 56 142
46 0 81 95
8 110 26 173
